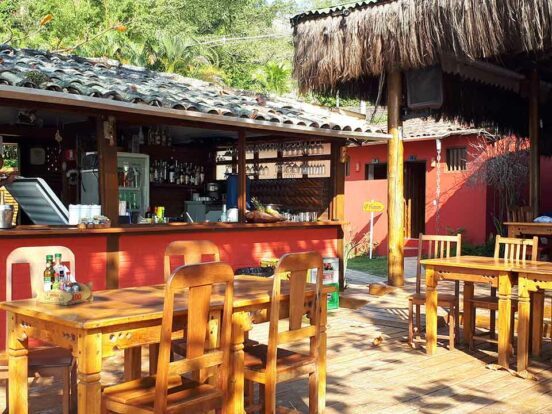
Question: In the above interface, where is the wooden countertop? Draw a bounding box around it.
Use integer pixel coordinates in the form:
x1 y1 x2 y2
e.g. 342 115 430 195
0 220 345 238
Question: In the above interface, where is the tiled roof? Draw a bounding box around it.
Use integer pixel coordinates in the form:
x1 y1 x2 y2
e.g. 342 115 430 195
291 1 385 26
402 117 482 140
0 45 384 135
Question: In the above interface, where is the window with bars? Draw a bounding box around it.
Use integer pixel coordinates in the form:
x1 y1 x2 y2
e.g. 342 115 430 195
446 147 467 172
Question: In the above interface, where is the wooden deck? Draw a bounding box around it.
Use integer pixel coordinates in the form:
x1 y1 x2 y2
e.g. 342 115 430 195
3 265 552 413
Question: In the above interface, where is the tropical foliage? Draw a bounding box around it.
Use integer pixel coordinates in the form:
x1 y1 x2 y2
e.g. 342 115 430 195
0 0 328 94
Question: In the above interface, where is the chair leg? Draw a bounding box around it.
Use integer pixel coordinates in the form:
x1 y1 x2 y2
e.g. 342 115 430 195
490 309 496 339
4 379 8 414
264 382 276 414
449 306 456 351
415 304 421 337
308 370 319 414
62 366 70 414
470 307 476 350
408 299 414 347
70 361 77 413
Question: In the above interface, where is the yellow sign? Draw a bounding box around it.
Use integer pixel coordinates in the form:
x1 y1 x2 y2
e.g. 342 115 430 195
363 201 385 213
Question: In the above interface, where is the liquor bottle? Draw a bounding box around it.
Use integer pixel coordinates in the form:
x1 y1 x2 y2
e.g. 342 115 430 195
169 158 176 183
43 255 54 292
220 204 227 222
184 163 190 185
179 162 185 185
199 166 205 185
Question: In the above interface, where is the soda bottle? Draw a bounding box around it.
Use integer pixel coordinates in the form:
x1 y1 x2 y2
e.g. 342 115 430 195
43 255 54 292
52 253 62 290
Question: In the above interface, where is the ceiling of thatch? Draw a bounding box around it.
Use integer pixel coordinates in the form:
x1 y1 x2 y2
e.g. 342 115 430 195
291 0 552 153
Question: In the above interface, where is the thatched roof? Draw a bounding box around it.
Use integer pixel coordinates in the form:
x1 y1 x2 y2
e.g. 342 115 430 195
291 0 552 152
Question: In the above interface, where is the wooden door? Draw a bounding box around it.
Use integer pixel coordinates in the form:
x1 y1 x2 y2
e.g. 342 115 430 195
404 162 426 238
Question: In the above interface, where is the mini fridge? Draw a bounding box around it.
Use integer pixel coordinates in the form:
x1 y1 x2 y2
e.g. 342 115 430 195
81 152 150 217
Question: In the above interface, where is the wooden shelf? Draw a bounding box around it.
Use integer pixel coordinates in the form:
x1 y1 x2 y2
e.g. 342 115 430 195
150 182 201 189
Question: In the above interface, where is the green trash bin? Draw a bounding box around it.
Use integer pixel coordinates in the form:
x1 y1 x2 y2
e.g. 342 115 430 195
326 282 340 311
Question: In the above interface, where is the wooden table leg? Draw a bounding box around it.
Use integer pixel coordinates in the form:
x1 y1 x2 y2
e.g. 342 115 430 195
463 282 474 346
497 272 513 368
318 292 328 412
229 312 251 414
124 347 142 381
425 266 438 355
517 274 531 373
7 312 28 414
77 330 102 414
531 289 545 357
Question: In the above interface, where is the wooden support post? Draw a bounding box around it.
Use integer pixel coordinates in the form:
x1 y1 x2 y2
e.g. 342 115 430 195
387 70 405 287
332 143 346 289
237 131 247 222
96 116 119 225
529 69 540 218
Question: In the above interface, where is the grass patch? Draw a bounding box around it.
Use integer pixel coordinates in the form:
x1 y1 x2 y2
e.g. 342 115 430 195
347 256 388 277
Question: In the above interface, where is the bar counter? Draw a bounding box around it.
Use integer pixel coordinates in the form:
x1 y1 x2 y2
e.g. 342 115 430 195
0 220 345 237
0 220 343 347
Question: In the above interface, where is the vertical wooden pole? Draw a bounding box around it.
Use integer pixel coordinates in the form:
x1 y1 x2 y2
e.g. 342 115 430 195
331 143 346 289
237 131 247 222
387 70 405 287
529 69 540 218
96 116 119 224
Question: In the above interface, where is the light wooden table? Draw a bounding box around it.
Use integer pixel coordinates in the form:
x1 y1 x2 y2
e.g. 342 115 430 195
513 261 552 373
0 276 330 414
505 221 552 238
420 256 515 368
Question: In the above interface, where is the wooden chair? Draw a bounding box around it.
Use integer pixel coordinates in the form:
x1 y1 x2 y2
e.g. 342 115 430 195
506 206 534 223
469 235 539 349
244 251 324 414
148 240 221 375
3 246 77 414
408 234 462 349
102 261 234 414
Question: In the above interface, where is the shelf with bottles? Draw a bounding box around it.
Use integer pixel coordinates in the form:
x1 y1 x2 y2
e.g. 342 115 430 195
150 158 207 187
150 182 201 189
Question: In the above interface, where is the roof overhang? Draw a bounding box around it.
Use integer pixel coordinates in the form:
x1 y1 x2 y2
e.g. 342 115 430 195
0 86 391 142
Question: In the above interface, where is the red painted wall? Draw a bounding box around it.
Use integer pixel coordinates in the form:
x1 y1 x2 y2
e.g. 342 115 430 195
0 227 338 348
345 135 490 255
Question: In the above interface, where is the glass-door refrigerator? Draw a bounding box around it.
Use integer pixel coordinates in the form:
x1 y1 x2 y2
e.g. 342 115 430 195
81 152 150 219
117 152 149 218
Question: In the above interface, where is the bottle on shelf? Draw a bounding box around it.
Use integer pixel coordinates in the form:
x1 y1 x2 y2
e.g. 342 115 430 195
169 158 176 184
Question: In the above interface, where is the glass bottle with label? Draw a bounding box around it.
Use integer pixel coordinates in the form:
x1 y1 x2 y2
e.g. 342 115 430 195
43 255 54 292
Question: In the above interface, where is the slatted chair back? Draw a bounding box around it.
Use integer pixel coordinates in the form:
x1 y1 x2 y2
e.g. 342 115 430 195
265 252 323 382
163 240 220 281
6 246 75 301
506 206 534 223
494 235 538 262
154 261 234 414
416 234 462 294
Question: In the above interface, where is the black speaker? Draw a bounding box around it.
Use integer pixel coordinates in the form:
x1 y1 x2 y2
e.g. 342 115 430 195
406 66 443 110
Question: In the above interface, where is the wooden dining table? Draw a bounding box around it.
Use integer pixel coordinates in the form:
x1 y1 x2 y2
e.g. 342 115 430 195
420 256 516 368
512 260 552 373
505 221 552 238
0 276 331 414
422 255 552 373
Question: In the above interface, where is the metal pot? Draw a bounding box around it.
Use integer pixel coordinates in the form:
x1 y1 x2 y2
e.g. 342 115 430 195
0 204 14 229
207 182 220 192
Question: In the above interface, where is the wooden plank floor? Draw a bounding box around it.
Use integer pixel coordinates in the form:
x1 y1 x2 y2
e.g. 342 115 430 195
3 264 552 413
